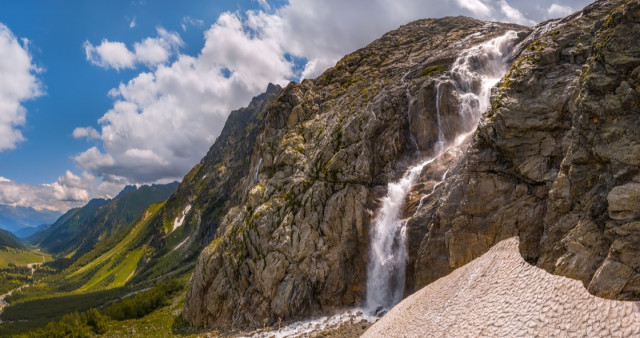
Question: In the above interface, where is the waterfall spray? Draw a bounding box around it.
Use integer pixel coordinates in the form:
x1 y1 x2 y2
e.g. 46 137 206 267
365 31 518 313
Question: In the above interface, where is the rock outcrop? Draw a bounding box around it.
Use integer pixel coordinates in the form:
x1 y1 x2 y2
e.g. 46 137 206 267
184 0 640 330
407 0 640 301
184 18 526 328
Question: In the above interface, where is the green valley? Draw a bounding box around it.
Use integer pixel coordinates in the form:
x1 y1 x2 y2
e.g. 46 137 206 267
0 85 281 336
0 248 49 269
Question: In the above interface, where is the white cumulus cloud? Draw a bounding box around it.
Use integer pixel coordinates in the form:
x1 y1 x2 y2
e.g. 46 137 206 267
84 40 135 70
455 0 493 17
499 0 536 26
75 11 292 183
0 171 115 211
84 27 183 70
72 126 101 139
49 171 91 202
0 23 42 152
546 4 574 18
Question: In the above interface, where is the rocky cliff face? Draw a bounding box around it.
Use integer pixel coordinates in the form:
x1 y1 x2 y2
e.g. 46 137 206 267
407 0 640 301
129 84 281 282
184 0 640 329
184 17 526 328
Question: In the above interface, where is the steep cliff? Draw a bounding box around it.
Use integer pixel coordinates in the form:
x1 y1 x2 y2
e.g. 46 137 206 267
407 0 640 301
184 17 527 328
184 0 640 330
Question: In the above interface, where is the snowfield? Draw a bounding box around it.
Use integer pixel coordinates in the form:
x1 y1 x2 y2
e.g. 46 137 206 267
364 237 640 337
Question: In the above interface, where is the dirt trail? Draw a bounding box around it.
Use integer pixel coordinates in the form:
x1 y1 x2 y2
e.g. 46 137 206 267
26 253 46 274
0 252 46 322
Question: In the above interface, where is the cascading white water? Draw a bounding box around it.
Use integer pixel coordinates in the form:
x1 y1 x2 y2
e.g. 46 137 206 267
254 157 262 183
365 31 518 313
365 158 436 312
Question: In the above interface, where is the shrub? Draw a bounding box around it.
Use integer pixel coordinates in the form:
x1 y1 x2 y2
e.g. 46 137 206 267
30 309 106 338
102 279 182 321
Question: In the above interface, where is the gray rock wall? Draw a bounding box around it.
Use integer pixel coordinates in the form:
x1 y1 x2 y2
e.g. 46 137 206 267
408 0 640 301
183 18 526 329
183 0 640 330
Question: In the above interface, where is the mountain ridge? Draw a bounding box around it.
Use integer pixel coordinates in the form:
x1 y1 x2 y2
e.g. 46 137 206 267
183 15 529 328
3 1 639 336
0 228 25 250
28 182 179 260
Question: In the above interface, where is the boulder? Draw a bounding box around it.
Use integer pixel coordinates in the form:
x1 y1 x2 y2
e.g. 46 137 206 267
608 183 640 220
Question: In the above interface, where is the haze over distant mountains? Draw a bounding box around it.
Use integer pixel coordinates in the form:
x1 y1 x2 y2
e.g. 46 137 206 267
0 205 61 237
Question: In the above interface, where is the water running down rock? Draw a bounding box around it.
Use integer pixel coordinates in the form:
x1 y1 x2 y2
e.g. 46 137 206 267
183 18 532 328
365 31 518 313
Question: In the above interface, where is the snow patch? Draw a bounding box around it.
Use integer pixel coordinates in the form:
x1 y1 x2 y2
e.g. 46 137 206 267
364 237 640 337
172 236 189 251
172 204 191 232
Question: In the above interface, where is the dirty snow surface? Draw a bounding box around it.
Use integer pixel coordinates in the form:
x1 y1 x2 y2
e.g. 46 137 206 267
364 237 640 337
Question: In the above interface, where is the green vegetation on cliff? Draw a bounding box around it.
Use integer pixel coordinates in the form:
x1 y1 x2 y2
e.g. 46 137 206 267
28 182 178 260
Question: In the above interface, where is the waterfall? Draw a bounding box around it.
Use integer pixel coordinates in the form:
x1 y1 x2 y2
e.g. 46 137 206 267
365 31 518 313
434 83 446 155
254 157 262 183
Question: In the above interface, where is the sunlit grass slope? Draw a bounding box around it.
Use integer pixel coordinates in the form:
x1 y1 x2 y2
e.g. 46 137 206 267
68 202 165 292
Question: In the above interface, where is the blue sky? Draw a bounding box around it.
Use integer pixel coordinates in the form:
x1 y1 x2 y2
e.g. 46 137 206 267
0 0 592 211
0 0 267 185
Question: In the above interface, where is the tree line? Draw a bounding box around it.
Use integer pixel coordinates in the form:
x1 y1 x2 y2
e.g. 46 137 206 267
29 279 183 337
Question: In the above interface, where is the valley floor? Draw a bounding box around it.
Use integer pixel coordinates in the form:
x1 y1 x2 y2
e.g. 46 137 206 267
364 237 640 337
0 248 50 268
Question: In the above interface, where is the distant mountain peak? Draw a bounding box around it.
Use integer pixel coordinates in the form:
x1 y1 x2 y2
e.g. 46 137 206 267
0 204 62 234
114 185 138 199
